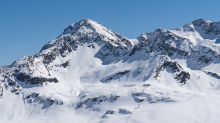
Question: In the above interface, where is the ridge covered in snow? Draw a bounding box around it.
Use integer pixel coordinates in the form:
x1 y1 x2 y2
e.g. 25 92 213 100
1 18 220 123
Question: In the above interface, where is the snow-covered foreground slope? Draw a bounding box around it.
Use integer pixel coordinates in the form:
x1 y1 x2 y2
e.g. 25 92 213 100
1 18 220 123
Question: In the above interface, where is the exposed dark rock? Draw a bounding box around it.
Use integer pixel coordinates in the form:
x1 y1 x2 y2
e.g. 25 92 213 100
175 71 190 84
121 38 132 47
163 61 183 72
192 19 220 35
108 95 120 102
0 86 3 98
7 78 21 95
137 28 220 66
192 19 211 34
197 55 212 64
118 108 132 115
96 41 130 60
132 92 147 103
129 42 152 56
0 65 10 72
154 57 190 84
16 73 58 85
61 61 70 68
100 70 130 83
132 92 174 103
75 95 120 110
143 84 150 87
42 48 58 65
203 70 220 79
25 93 63 109
37 39 73 65
101 110 115 119
155 57 183 78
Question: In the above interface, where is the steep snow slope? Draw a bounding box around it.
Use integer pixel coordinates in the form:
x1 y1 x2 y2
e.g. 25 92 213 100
1 19 220 123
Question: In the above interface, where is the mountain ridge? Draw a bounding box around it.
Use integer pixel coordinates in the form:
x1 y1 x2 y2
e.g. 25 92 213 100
1 18 220 123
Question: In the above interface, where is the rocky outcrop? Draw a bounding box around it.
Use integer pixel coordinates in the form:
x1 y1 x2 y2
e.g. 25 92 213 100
54 60 70 68
175 71 190 84
155 57 190 84
0 65 9 72
100 70 130 83
203 70 220 79
0 85 3 98
138 26 220 67
155 59 183 78
16 73 58 85
24 93 64 109
132 92 174 103
101 110 115 119
38 39 73 65
118 108 132 115
75 95 120 110
192 19 220 35
129 41 152 56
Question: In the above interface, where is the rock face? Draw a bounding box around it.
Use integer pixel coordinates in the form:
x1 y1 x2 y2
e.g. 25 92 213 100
118 108 132 115
100 70 130 83
132 92 174 103
75 95 120 110
1 18 220 123
24 93 64 109
192 19 220 35
154 56 190 84
16 73 58 85
101 110 116 119
0 85 3 98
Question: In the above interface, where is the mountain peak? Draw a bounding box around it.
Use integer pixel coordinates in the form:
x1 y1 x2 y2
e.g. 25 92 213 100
191 19 220 35
80 18 92 22
81 18 90 21
60 19 133 47
154 28 166 33
63 18 97 34
192 19 212 26
72 18 94 26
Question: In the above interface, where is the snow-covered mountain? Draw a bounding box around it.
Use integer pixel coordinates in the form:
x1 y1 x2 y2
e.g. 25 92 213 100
1 18 220 123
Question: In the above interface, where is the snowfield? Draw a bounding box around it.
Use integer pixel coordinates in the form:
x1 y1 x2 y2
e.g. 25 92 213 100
1 18 220 123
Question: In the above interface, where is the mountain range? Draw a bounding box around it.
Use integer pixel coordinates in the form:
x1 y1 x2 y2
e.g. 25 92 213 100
1 18 220 123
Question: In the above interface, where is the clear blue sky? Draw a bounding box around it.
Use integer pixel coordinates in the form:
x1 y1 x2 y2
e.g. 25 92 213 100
1 0 220 66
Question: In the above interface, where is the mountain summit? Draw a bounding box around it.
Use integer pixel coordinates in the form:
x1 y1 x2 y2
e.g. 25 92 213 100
1 19 220 123
61 18 133 47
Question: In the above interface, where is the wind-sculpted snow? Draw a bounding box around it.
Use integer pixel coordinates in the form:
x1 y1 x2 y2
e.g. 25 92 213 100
2 18 220 123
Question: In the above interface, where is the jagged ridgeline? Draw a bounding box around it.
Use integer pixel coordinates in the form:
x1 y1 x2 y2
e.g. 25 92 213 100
1 19 220 123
